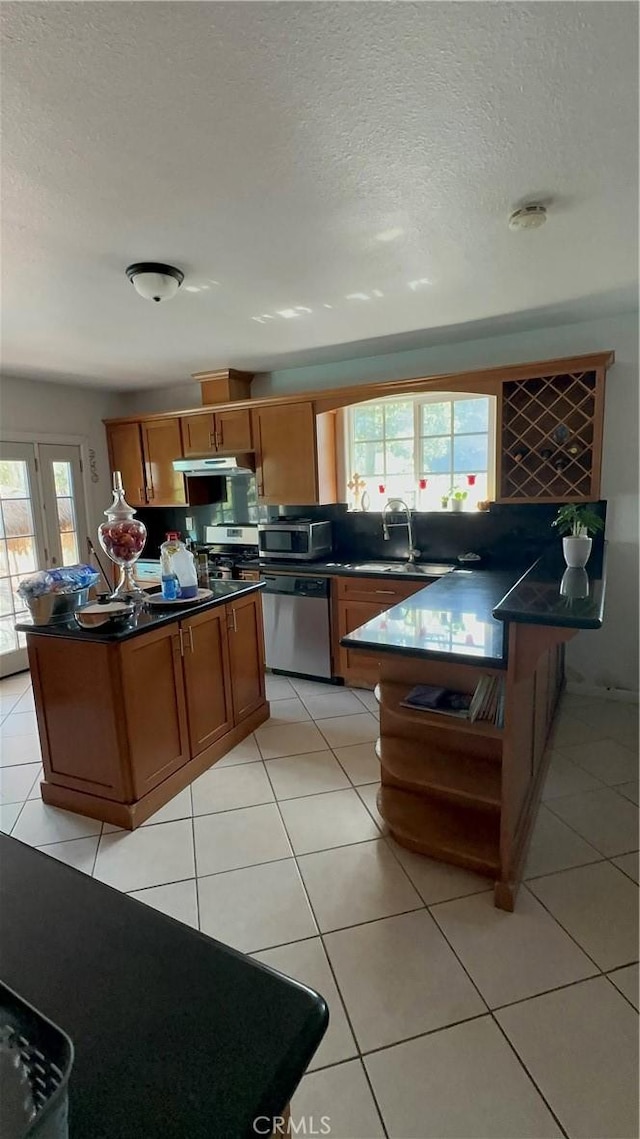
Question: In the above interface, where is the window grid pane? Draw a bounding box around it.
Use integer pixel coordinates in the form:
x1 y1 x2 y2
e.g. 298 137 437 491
350 395 491 509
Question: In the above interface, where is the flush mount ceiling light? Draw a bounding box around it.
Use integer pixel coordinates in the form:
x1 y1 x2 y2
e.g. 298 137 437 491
125 262 184 302
508 204 548 231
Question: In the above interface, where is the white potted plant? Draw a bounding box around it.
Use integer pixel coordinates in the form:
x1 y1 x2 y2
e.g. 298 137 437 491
449 486 468 513
552 504 604 568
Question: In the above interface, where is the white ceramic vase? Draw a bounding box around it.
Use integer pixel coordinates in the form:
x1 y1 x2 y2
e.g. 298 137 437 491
450 499 464 513
562 535 592 568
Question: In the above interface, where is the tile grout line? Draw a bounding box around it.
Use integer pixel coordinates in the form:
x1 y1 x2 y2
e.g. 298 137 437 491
258 750 392 1139
520 880 627 976
542 791 638 859
491 1014 571 1138
603 971 640 1014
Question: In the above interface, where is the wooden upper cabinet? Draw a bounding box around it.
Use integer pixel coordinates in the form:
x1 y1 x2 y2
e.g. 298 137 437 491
181 413 216 457
215 407 252 453
181 606 234 756
252 402 336 505
181 408 252 457
141 417 186 506
227 591 266 722
120 623 190 798
105 422 147 507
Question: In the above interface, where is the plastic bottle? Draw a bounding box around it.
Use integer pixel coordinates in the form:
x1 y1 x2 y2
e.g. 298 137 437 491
160 540 199 599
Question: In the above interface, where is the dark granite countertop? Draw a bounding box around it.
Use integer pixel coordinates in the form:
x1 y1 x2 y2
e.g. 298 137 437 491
0 835 327 1139
15 580 265 643
340 548 607 667
341 568 515 669
493 547 606 629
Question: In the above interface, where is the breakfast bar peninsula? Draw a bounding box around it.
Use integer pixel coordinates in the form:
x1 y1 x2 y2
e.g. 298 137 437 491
341 552 607 910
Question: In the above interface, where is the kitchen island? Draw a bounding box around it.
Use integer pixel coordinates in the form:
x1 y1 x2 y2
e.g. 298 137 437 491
341 551 606 910
16 582 268 829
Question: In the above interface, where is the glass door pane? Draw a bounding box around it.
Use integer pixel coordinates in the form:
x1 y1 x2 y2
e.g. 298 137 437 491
0 443 46 676
38 444 88 570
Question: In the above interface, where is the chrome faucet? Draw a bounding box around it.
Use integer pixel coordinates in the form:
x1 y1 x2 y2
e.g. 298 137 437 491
382 499 421 564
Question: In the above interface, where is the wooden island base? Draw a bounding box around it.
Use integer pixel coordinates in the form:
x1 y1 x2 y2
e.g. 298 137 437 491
372 622 576 911
40 704 269 829
28 589 269 830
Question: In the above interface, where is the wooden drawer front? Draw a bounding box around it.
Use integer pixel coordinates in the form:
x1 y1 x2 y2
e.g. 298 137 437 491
337 575 424 605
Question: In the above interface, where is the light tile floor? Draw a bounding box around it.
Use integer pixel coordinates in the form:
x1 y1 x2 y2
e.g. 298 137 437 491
1 669 638 1139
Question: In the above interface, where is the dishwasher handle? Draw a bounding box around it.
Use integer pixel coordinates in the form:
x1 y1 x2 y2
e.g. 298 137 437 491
261 575 330 598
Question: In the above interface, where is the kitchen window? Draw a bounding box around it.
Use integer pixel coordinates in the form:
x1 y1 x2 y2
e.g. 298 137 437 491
345 392 496 511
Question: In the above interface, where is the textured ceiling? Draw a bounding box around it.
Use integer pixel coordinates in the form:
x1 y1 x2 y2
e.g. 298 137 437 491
1 1 637 389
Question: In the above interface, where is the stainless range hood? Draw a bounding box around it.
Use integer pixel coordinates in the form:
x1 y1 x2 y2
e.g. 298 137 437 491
173 456 254 477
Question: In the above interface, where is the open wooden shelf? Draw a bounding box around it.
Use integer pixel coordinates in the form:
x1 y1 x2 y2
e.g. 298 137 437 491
379 784 500 876
375 737 501 811
377 681 504 740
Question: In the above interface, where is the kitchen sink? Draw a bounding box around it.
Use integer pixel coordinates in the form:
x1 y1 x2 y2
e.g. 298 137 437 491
346 562 456 576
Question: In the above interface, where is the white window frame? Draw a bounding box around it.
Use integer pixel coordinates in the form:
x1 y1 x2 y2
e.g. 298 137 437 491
344 391 496 508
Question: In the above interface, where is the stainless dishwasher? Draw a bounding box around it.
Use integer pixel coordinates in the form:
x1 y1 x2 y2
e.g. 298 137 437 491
261 574 332 679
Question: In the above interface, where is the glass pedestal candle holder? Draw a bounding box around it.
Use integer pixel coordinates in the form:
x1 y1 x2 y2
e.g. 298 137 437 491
98 472 147 599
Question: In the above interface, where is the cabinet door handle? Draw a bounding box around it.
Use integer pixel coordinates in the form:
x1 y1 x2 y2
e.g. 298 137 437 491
217 420 224 448
374 589 396 595
178 628 185 656
188 627 194 653
231 609 237 632
139 487 144 502
209 432 216 449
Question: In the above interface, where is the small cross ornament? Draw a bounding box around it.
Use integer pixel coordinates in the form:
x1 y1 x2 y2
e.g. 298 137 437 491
347 471 366 510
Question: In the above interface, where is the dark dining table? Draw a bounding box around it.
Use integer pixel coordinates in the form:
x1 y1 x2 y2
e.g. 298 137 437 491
0 835 328 1138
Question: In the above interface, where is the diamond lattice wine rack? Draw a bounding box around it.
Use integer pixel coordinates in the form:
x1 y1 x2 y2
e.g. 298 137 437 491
498 363 608 503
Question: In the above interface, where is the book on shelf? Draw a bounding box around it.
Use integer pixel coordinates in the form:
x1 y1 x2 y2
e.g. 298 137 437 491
401 676 505 727
400 685 472 718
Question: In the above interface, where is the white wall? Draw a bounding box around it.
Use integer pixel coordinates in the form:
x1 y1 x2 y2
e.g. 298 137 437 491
117 380 202 415
254 311 639 695
0 374 123 539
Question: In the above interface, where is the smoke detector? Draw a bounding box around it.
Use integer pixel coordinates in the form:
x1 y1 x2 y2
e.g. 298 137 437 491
125 262 184 302
508 204 548 231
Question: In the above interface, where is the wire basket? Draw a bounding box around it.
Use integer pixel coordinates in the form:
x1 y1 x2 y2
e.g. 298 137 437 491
0 982 74 1139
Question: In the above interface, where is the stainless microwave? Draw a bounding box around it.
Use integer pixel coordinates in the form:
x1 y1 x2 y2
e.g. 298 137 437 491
258 521 332 561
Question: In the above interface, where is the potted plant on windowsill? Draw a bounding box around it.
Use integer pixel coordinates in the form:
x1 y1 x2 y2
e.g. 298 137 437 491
449 486 468 513
552 504 604 568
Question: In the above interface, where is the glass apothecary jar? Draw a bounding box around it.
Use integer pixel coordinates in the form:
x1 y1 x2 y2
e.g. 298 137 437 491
98 472 147 598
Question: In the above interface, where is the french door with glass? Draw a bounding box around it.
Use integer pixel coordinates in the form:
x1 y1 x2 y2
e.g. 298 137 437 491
0 441 89 676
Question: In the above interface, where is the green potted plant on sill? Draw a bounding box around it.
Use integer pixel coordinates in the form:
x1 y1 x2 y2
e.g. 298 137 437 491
552 504 604 568
449 486 468 513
